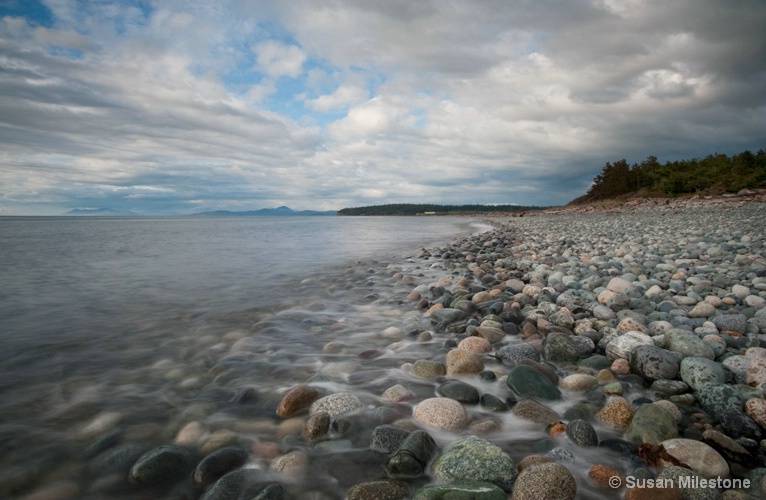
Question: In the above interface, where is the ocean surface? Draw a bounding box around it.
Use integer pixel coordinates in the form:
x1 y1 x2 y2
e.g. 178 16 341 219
0 215 491 497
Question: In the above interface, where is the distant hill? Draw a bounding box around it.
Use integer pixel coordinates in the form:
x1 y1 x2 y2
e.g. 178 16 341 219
337 203 546 216
65 208 137 216
193 206 337 216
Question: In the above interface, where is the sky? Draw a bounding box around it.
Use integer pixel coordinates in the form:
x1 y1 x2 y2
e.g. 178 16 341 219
1 0 765 215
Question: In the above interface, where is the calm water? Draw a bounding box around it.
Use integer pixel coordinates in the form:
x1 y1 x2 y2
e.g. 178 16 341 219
0 215 491 497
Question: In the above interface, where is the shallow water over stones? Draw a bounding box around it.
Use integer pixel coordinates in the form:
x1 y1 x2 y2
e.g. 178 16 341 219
3 203 766 499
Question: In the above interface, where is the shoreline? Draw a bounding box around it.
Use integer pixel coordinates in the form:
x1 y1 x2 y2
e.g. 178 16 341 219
6 204 766 499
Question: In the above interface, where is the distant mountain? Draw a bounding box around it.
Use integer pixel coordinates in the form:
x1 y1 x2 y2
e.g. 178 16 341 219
193 206 337 216
65 208 137 216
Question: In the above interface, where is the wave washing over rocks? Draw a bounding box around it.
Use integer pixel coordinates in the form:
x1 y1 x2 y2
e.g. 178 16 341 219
7 203 766 499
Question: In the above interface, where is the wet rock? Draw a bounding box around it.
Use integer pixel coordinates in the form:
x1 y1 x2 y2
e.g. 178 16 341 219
303 411 331 443
512 398 561 425
664 330 716 360
696 384 744 422
413 397 468 431
412 482 506 500
270 449 308 476
308 392 363 418
657 438 730 479
588 464 625 489
701 429 752 466
680 357 726 391
200 469 280 500
437 380 480 404
512 462 577 500
595 396 634 430
430 308 466 323
506 365 561 400
606 331 654 360
445 349 484 376
543 332 580 364
630 345 680 382
650 379 690 396
494 343 540 367
276 384 320 417
479 393 510 412
566 419 598 447
559 373 598 392
746 357 766 386
386 430 437 479
458 336 492 353
87 442 146 477
626 403 678 444
719 409 764 441
347 480 410 500
744 398 766 429
656 466 723 500
412 359 446 380
474 326 506 343
431 436 517 492
128 444 190 485
370 425 411 454
712 314 747 334
193 446 248 487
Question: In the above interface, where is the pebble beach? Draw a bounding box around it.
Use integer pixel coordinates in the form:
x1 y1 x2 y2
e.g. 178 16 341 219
6 200 766 500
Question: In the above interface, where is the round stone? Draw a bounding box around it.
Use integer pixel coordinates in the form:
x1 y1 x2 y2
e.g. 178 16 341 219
431 436 518 492
413 398 468 431
276 385 320 418
512 462 577 500
657 438 730 479
679 357 726 391
606 331 654 360
412 359 447 380
308 393 363 418
595 396 634 430
626 403 678 445
565 419 598 447
744 398 766 429
506 365 561 400
347 480 410 500
445 349 484 376
560 373 598 392
458 336 492 353
630 344 680 382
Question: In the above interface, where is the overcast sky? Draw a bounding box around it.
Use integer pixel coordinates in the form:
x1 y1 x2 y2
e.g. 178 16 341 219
1 0 764 214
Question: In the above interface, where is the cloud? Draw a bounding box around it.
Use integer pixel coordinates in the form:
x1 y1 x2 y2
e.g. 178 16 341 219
0 0 764 214
253 40 306 79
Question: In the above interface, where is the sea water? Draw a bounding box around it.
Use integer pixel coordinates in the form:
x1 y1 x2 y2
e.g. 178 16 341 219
0 215 489 496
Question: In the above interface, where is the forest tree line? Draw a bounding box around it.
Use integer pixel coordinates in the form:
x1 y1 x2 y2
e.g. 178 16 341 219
570 149 766 205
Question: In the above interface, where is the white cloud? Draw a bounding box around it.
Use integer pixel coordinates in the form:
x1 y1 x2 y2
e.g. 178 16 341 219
305 83 368 112
0 0 763 214
253 40 306 78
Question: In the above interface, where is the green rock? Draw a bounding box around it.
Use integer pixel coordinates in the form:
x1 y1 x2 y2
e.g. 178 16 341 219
506 365 561 400
430 308 466 323
128 444 190 485
665 330 715 359
413 482 506 500
431 436 517 492
696 384 744 422
578 354 612 370
543 332 579 364
626 403 678 444
680 357 726 391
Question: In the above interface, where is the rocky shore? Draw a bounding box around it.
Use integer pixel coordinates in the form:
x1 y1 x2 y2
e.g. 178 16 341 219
9 201 766 500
